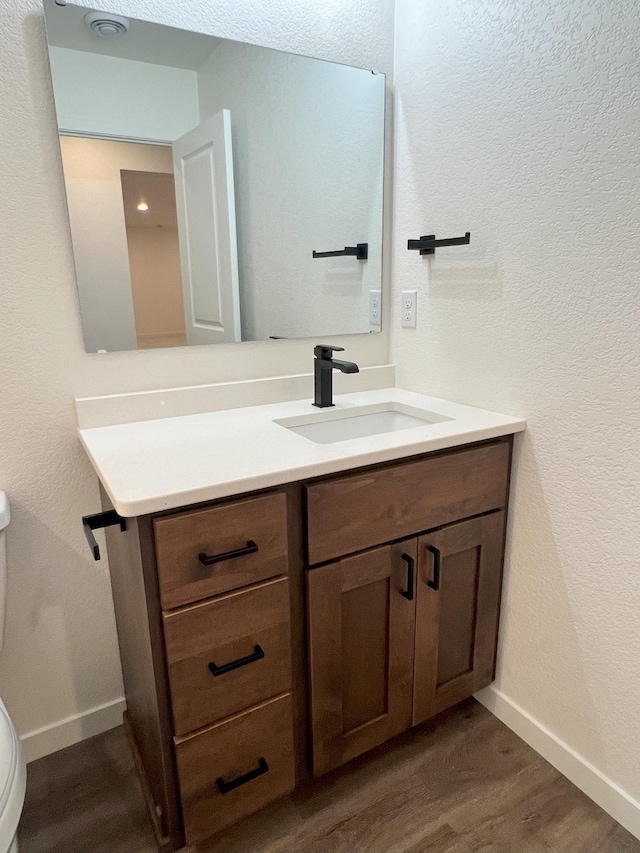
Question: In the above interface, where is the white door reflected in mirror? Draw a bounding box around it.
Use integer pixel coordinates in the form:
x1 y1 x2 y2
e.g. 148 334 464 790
173 110 241 345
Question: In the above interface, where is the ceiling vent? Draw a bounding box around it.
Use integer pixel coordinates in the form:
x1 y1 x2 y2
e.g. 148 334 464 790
84 11 130 37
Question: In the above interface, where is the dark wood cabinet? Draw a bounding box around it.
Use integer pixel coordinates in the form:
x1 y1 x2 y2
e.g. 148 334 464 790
307 513 507 776
104 490 295 851
307 540 416 775
305 441 510 564
101 436 513 850
413 511 506 726
304 444 511 776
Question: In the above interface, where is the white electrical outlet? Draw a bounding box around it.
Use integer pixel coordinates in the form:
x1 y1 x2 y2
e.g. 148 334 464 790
369 289 381 325
401 290 417 328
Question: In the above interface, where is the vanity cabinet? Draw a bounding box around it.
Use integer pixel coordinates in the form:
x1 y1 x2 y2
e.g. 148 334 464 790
103 490 297 851
306 442 510 775
101 436 513 851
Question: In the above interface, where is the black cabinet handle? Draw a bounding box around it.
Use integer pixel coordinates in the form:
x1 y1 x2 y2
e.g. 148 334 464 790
216 757 269 794
427 545 441 590
401 553 414 600
198 540 258 567
208 645 265 677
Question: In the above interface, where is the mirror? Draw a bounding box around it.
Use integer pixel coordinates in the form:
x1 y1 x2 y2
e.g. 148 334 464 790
43 1 386 352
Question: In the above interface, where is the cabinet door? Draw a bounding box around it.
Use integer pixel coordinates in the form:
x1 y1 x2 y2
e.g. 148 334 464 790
307 540 417 776
413 511 505 726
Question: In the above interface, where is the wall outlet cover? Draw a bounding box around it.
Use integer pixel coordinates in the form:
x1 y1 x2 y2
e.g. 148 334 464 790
401 290 417 328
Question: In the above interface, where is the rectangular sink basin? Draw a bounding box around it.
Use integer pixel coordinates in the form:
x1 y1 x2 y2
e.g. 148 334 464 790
274 402 453 444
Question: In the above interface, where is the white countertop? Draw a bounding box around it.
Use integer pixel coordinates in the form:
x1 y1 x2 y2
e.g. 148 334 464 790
78 387 526 517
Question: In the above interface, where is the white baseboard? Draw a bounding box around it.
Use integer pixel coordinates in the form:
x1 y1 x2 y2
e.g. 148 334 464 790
20 697 126 764
476 685 640 842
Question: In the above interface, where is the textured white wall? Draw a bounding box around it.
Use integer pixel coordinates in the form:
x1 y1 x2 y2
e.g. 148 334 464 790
393 0 640 806
198 42 385 340
0 0 393 753
48 47 200 141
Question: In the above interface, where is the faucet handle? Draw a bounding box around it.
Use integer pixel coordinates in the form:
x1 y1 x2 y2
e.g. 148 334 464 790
314 344 345 359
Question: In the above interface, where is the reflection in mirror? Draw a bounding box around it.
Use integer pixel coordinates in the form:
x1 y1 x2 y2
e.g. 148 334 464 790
43 1 386 352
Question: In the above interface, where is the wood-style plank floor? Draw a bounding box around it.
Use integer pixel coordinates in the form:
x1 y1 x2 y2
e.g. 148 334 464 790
19 698 640 853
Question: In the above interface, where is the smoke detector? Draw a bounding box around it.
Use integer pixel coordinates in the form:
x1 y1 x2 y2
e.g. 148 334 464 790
84 11 130 38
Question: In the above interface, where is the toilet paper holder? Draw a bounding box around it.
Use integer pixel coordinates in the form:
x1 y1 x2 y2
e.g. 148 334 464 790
82 510 127 561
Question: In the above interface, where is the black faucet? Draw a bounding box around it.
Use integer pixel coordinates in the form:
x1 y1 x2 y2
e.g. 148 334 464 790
313 344 359 408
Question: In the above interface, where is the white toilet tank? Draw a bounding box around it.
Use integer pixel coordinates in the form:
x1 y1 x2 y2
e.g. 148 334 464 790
0 493 26 853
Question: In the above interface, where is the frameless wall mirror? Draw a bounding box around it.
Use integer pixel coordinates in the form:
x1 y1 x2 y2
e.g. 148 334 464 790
43 0 386 352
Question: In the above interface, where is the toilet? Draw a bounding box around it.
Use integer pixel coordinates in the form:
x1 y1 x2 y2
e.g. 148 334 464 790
0 494 26 853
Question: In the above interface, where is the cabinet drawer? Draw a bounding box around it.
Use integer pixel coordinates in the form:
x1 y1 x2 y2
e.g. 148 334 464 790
306 441 510 564
154 492 288 608
175 693 295 845
163 577 292 736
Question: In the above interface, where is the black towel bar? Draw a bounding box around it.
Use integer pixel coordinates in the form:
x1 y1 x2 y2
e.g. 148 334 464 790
313 243 368 260
407 232 470 255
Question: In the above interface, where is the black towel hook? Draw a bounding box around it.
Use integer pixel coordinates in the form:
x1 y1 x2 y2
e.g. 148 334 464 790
407 232 470 256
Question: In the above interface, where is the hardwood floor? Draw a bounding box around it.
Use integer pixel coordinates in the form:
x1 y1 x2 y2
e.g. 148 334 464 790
19 698 640 853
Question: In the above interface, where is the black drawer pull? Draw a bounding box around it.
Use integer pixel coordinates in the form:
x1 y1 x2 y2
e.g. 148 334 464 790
208 645 265 677
427 545 441 590
198 539 258 566
401 553 414 600
216 757 269 794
